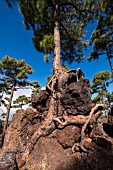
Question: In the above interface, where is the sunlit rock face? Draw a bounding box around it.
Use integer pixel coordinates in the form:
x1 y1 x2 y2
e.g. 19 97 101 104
1 69 113 170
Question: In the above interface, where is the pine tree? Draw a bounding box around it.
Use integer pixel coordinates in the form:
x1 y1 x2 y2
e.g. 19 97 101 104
87 1 113 75
0 55 34 132
91 70 111 108
19 0 98 74
17 1 107 155
12 81 41 109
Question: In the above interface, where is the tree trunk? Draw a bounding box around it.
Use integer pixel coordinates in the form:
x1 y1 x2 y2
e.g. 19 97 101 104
3 84 15 132
53 2 61 75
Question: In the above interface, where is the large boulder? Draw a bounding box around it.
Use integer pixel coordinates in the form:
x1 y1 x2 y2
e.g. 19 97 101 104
60 78 92 115
32 71 92 117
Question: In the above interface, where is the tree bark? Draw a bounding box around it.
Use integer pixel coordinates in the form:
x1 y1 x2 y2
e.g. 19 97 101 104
53 2 61 75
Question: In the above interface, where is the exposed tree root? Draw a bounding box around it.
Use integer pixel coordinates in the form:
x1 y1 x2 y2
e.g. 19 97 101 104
54 104 105 153
23 97 56 158
53 114 89 127
81 104 105 142
73 104 104 153
94 110 104 122
22 72 60 161
23 71 65 158
72 143 88 153
54 104 104 127
46 75 55 92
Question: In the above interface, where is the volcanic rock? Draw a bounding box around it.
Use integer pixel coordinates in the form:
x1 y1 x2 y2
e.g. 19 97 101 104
0 69 113 170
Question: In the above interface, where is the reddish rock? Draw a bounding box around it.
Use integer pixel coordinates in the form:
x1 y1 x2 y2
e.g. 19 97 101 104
61 78 92 115
0 69 113 170
53 126 81 148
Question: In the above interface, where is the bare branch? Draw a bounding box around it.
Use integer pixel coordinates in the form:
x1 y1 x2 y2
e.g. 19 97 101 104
59 2 84 14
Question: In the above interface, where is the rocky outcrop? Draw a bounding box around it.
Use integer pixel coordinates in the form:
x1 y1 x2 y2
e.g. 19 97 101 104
60 79 92 115
0 69 113 170
32 72 92 117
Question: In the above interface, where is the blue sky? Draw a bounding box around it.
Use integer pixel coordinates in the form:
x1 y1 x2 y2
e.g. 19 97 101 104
0 1 113 91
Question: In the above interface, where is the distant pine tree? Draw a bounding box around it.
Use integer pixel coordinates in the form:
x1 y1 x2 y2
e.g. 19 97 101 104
0 55 34 132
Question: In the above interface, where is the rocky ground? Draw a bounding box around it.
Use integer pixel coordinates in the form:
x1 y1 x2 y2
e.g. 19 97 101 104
0 69 113 170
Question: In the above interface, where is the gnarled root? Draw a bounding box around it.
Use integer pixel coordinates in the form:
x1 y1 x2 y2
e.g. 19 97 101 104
53 111 89 128
54 104 105 126
23 97 55 158
72 143 89 153
54 104 105 153
73 104 104 153
81 104 105 142
46 75 55 92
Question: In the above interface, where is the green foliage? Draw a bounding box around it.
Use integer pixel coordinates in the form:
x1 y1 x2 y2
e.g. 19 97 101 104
30 81 41 96
92 70 111 87
44 54 49 63
47 75 53 84
92 90 105 103
40 34 54 54
62 64 70 72
19 0 98 63
91 70 111 104
0 55 34 85
0 55 34 108
92 95 101 103
0 77 11 107
88 1 113 73
13 95 31 109
109 92 113 103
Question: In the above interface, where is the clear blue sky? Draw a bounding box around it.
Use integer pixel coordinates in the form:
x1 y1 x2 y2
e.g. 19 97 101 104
0 1 113 91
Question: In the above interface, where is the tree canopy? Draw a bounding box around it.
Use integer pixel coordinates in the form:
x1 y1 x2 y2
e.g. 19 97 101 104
19 0 99 66
87 0 113 74
5 1 113 75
